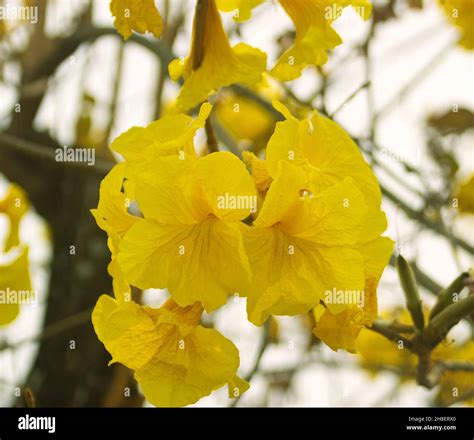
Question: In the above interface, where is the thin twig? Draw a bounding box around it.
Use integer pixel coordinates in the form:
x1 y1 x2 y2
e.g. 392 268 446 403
0 308 92 351
230 321 270 407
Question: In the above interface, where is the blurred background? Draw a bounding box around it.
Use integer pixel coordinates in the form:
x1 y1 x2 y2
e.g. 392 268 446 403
0 0 473 407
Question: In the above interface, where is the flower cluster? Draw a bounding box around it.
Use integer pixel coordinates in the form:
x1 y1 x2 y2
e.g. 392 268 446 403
92 97 392 405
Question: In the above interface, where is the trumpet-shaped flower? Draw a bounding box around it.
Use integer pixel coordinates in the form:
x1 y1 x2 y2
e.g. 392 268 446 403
0 247 32 326
93 296 246 406
242 161 371 326
169 0 266 110
272 0 372 81
117 152 256 312
110 0 163 40
267 101 387 242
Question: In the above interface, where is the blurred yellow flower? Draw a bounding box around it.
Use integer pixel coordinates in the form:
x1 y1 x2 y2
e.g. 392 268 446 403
455 175 474 214
110 0 163 40
169 0 266 110
216 0 265 22
0 185 32 326
0 247 32 326
0 184 29 251
436 342 474 406
357 308 474 404
215 92 276 152
93 296 246 406
439 0 474 50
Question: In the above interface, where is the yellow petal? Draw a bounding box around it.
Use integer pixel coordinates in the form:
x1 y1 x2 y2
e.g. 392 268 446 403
136 325 240 407
267 102 386 242
170 0 266 110
272 0 372 81
313 307 364 353
118 218 251 312
357 236 394 282
216 0 264 22
190 152 257 221
110 0 163 40
133 155 199 224
107 236 131 302
92 295 161 370
227 374 250 398
110 103 211 162
91 163 138 238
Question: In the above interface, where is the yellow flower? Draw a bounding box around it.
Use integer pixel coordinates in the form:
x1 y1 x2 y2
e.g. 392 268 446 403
0 184 29 252
242 161 370 326
216 0 265 22
215 92 276 152
439 0 474 50
436 341 474 406
110 103 212 163
92 295 246 407
267 101 387 243
117 152 255 312
110 0 164 40
169 0 266 110
0 247 32 326
242 102 392 326
312 237 394 353
91 163 139 302
215 76 281 152
455 175 474 214
272 0 372 81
